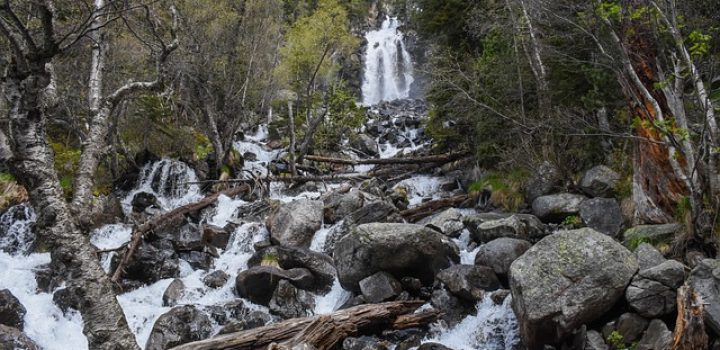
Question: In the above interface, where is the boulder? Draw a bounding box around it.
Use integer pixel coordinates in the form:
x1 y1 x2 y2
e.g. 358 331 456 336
124 240 179 284
359 272 403 303
636 319 672 350
162 279 185 307
267 199 323 248
248 246 336 291
178 251 214 270
474 238 532 278
579 198 623 237
323 189 365 224
0 324 40 350
509 228 638 349
635 243 666 271
626 260 685 318
347 201 400 225
531 193 588 223
0 289 26 330
622 224 682 248
145 305 213 350
579 165 620 198
584 330 608 350
235 266 315 305
419 208 466 238
202 270 230 289
615 313 648 343
268 280 315 319
525 161 563 203
436 265 500 302
687 259 720 336
430 288 474 327
467 214 546 244
218 310 272 334
334 223 459 292
352 134 379 157
201 224 231 250
131 191 158 212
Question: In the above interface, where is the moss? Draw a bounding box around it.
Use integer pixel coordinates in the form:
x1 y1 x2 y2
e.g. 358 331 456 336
260 253 280 268
469 169 528 211
625 235 651 251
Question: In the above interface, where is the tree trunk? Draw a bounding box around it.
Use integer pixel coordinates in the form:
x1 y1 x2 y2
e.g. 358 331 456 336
672 285 708 350
288 100 297 176
3 63 140 350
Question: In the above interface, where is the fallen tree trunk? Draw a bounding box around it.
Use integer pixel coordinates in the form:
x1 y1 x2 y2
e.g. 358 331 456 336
305 151 469 166
186 173 370 185
672 285 708 350
170 301 439 350
111 185 250 283
400 195 473 222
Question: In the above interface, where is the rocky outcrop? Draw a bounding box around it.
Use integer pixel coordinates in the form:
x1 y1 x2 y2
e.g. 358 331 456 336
531 193 587 223
474 237 531 278
626 249 685 318
467 214 546 244
579 165 620 198
687 259 720 336
0 324 40 350
235 266 315 305
509 228 638 349
334 223 459 292
0 289 26 330
436 265 500 302
579 198 623 237
266 199 323 248
145 305 213 350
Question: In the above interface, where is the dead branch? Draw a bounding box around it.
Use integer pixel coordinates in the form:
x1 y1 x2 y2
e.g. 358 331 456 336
304 150 469 166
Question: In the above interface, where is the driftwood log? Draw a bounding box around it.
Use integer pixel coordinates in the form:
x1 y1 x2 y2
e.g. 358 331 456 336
170 301 439 350
400 195 474 222
110 185 250 283
672 285 708 350
305 150 468 166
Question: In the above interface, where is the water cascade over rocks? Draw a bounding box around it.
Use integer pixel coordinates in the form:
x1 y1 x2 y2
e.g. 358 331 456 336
361 16 414 105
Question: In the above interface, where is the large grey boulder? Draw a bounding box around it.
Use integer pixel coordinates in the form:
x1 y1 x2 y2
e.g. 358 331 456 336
579 198 624 237
351 134 379 157
419 208 466 238
474 238 532 278
579 165 620 198
626 260 685 318
145 305 213 350
248 246 336 292
334 223 460 292
436 265 500 302
467 214 546 244
323 189 365 224
687 259 720 336
124 240 180 284
0 324 40 350
267 199 323 248
509 228 638 349
235 266 315 305
0 289 26 330
636 319 672 350
531 193 588 223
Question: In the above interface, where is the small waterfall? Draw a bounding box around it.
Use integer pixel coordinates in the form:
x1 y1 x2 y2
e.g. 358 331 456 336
361 16 414 106
123 158 202 213
0 203 36 254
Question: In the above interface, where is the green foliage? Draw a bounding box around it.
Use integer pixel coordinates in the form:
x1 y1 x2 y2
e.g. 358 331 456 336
313 83 365 152
597 2 621 21
469 170 528 211
193 132 213 161
688 30 712 56
606 330 638 350
561 215 583 226
625 235 651 251
0 172 15 182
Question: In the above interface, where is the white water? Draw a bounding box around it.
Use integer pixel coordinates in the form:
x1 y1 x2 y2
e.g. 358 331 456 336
0 203 36 253
362 16 414 105
122 158 203 214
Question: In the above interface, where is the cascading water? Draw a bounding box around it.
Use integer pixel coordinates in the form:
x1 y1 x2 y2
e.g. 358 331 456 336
122 158 202 213
362 16 414 106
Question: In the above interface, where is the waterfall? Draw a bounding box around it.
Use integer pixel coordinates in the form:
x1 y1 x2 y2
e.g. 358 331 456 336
361 16 414 106
122 158 203 213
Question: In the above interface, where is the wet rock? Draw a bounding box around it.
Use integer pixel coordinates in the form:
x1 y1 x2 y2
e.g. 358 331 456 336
463 212 511 233
267 199 323 249
635 243 666 271
203 270 230 289
419 208 466 238
474 237 532 278
343 336 388 350
468 214 546 244
162 279 185 307
579 198 623 237
0 324 40 350
218 310 272 334
436 265 500 302
509 228 638 349
687 259 720 336
347 201 400 225
352 134 379 156
52 286 83 314
131 191 158 212
165 223 204 252
359 272 402 303
616 313 648 343
430 288 474 327
145 305 213 350
323 189 365 224
626 259 685 318
268 280 315 319
584 330 608 350
201 224 231 250
179 251 215 270
525 161 563 203
417 343 454 350
334 223 460 292
579 165 620 198
124 240 180 283
235 266 314 305
531 193 588 223
248 246 336 291
622 224 682 248
636 319 672 350
0 290 25 330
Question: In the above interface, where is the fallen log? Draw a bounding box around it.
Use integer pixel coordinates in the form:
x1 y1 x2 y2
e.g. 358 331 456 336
185 173 370 185
672 285 708 350
400 195 473 222
110 185 250 284
170 301 439 350
305 150 468 166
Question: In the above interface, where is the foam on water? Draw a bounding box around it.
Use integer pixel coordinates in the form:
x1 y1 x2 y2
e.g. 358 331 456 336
0 203 36 253
122 158 202 214
90 224 133 250
394 175 447 206
362 16 415 105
